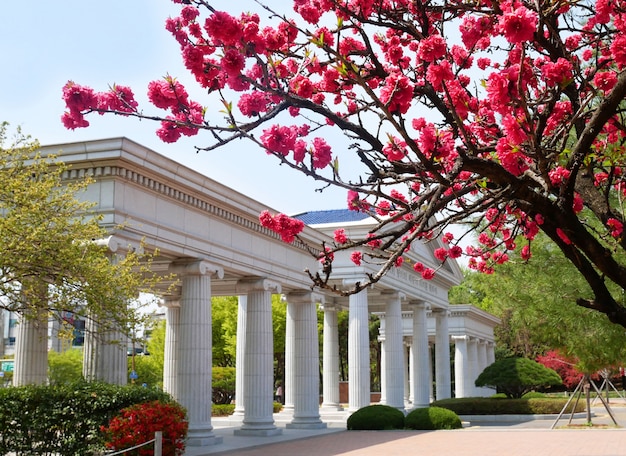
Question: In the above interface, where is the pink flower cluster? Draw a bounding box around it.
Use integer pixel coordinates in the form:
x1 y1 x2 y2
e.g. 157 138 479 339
259 210 305 243
61 81 138 130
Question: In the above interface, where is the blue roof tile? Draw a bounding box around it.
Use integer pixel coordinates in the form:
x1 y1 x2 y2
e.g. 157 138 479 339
293 209 371 225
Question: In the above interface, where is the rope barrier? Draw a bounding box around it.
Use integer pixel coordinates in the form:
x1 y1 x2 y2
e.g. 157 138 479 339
104 431 162 456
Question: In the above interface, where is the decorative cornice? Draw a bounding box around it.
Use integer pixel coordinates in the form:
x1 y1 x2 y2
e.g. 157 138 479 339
62 164 317 255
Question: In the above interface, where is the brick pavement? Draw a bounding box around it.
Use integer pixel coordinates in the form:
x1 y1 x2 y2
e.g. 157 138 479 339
188 402 626 456
205 429 626 456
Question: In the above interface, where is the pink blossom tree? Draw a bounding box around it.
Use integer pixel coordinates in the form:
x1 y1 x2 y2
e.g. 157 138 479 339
62 0 626 327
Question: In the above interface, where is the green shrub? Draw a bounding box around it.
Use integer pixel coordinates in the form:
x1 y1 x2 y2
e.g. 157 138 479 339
102 400 188 456
405 407 462 430
0 381 176 455
212 404 236 416
212 367 236 404
347 404 405 430
432 397 585 415
274 401 283 413
475 357 562 399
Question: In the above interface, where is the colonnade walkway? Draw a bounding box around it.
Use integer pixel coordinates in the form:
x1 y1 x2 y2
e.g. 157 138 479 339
185 402 626 456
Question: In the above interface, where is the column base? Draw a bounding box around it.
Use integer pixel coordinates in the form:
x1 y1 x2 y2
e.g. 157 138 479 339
229 412 245 422
287 419 327 429
234 427 283 437
320 403 344 411
186 431 223 447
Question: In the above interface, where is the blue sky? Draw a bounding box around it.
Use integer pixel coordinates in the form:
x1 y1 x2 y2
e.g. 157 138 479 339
0 1 347 215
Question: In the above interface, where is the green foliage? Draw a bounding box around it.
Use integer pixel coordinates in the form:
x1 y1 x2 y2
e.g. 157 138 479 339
346 404 405 430
212 404 236 416
432 397 585 415
475 358 562 399
450 233 626 370
212 296 238 367
0 124 167 339
48 348 83 385
405 407 462 430
0 381 175 455
212 366 236 404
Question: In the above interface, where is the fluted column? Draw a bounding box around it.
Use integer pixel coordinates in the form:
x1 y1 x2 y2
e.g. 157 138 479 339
283 296 295 414
162 294 180 397
82 239 127 385
13 311 48 385
170 260 223 447
477 340 490 396
286 292 326 429
347 287 370 411
379 337 386 404
232 295 247 418
467 337 479 397
452 335 469 398
321 304 341 410
82 315 127 385
434 309 451 400
234 278 282 437
382 292 405 410
404 342 410 406
487 341 496 366
410 301 430 408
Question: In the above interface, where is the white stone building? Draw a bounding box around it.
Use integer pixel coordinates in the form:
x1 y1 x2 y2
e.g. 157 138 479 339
9 138 500 448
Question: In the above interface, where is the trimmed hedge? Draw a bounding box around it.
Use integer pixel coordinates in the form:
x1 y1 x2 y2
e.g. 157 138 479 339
0 381 176 455
347 404 405 430
432 397 585 415
405 407 462 430
212 404 236 416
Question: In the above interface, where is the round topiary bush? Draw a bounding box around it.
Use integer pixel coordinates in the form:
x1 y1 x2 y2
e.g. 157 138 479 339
405 406 462 430
347 404 405 430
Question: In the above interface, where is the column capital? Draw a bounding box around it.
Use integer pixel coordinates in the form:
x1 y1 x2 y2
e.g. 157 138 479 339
285 290 325 305
160 293 181 309
431 307 450 316
169 259 224 278
409 300 430 311
451 334 469 342
236 277 281 294
382 290 406 302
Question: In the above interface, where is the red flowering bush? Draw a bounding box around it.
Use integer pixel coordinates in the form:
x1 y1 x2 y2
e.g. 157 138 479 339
101 400 188 456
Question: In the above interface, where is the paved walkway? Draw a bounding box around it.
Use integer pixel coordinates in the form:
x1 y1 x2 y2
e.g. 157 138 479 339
185 401 626 456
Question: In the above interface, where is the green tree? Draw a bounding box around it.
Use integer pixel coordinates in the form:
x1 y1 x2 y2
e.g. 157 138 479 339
129 319 166 387
0 124 163 337
475 357 562 399
450 233 626 372
48 348 83 385
212 296 238 367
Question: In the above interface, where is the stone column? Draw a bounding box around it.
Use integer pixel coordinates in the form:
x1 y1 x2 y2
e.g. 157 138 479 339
487 341 496 366
286 292 326 429
283 296 295 414
410 301 430 408
467 337 479 397
82 238 127 385
13 311 48 386
477 340 490 396
379 337 386 404
404 342 410 406
162 294 180 397
452 335 469 398
382 292 405 410
434 309 451 400
321 304 341 410
347 287 370 411
235 278 282 437
232 295 247 419
170 260 223 447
